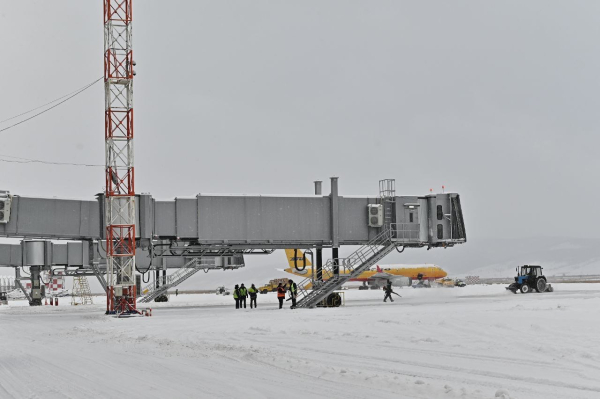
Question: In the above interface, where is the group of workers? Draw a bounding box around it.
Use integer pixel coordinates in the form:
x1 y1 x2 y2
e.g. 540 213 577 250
231 279 398 309
232 283 258 309
232 279 298 309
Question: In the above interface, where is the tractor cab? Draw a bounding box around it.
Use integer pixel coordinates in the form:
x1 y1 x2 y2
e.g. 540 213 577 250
507 265 553 294
516 265 542 284
518 265 542 276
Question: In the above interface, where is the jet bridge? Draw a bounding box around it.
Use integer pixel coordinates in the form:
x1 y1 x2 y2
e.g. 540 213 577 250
0 178 467 306
0 187 465 250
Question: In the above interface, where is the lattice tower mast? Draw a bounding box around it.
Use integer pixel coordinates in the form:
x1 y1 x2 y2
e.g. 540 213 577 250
104 0 137 314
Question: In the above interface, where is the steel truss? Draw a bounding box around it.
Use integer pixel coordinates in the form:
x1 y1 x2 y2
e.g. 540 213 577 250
104 0 137 315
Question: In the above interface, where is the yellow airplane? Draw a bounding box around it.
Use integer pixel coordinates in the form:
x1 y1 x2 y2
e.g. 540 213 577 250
283 249 447 288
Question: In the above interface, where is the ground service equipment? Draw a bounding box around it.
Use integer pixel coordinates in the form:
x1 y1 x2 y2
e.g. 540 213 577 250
216 286 230 295
259 278 289 294
506 265 553 294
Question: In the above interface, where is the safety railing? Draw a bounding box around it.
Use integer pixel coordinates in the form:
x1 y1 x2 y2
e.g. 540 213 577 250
295 226 397 308
389 223 420 242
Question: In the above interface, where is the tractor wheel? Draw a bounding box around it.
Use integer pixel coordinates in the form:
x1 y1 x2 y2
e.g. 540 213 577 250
520 285 530 294
535 278 547 293
261 290 268 294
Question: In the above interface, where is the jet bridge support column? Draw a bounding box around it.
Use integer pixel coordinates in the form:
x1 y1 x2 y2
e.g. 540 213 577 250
22 240 51 306
314 180 323 282
332 248 339 276
29 266 42 306
316 248 322 281
330 177 340 277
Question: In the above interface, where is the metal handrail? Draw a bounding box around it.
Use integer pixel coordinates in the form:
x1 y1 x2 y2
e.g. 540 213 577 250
296 227 394 301
389 223 420 241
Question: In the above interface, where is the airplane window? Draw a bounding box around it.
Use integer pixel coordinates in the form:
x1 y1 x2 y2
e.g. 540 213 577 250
409 213 414 223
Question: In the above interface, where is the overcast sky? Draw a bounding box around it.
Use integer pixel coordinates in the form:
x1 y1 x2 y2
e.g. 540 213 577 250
1 1 599 241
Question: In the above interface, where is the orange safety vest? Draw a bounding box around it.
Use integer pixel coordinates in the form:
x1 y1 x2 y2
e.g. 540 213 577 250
277 287 286 298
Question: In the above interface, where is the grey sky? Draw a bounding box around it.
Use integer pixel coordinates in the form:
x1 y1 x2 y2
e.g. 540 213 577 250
1 0 599 242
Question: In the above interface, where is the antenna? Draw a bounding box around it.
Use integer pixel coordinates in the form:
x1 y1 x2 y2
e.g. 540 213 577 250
104 0 137 315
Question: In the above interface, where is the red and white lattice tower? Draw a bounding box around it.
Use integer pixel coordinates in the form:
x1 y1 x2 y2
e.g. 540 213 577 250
104 0 137 314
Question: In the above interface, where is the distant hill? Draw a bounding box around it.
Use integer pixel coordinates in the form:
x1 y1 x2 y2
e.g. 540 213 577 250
382 237 600 278
177 237 599 290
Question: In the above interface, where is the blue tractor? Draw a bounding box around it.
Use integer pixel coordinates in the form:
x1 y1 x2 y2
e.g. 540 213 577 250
506 265 553 294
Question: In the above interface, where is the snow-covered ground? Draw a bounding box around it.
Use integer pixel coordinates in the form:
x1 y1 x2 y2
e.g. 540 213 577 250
1 284 599 399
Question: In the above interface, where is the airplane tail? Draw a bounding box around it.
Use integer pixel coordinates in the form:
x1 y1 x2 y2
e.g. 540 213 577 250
376 265 382 273
284 249 312 269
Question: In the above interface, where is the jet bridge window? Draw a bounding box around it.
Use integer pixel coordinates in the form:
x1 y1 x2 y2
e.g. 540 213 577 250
437 205 443 220
437 224 443 239
409 213 414 223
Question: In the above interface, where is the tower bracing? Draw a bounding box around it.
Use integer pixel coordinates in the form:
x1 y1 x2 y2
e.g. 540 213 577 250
104 0 137 315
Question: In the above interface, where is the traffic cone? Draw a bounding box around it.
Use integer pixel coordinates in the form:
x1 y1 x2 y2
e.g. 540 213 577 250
45 298 48 305
55 298 59 306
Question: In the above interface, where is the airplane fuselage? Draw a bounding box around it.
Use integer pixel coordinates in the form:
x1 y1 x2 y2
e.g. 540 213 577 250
283 265 447 282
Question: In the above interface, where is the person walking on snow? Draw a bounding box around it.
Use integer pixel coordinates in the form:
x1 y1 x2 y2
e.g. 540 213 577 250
248 284 258 309
239 284 248 308
277 283 286 309
233 284 240 309
383 280 396 302
288 279 298 308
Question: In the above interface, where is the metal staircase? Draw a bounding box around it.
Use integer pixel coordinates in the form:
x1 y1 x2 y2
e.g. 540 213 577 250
294 227 397 309
91 261 108 294
14 269 32 303
138 258 201 303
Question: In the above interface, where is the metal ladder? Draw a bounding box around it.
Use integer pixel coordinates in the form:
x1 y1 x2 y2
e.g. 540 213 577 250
71 276 94 305
294 228 397 309
138 258 201 303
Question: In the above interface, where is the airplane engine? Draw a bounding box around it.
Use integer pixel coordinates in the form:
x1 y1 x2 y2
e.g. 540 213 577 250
390 276 412 287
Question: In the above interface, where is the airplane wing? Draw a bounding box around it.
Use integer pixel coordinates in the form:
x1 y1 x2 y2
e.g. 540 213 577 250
369 272 393 279
367 273 412 287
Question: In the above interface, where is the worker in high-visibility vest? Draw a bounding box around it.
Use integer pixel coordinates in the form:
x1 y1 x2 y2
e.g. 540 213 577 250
288 279 298 308
248 284 258 309
233 284 240 309
276 283 286 309
239 284 248 309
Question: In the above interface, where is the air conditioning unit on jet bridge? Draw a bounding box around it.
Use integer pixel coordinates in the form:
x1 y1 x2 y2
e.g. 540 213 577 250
368 204 383 227
0 191 12 224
